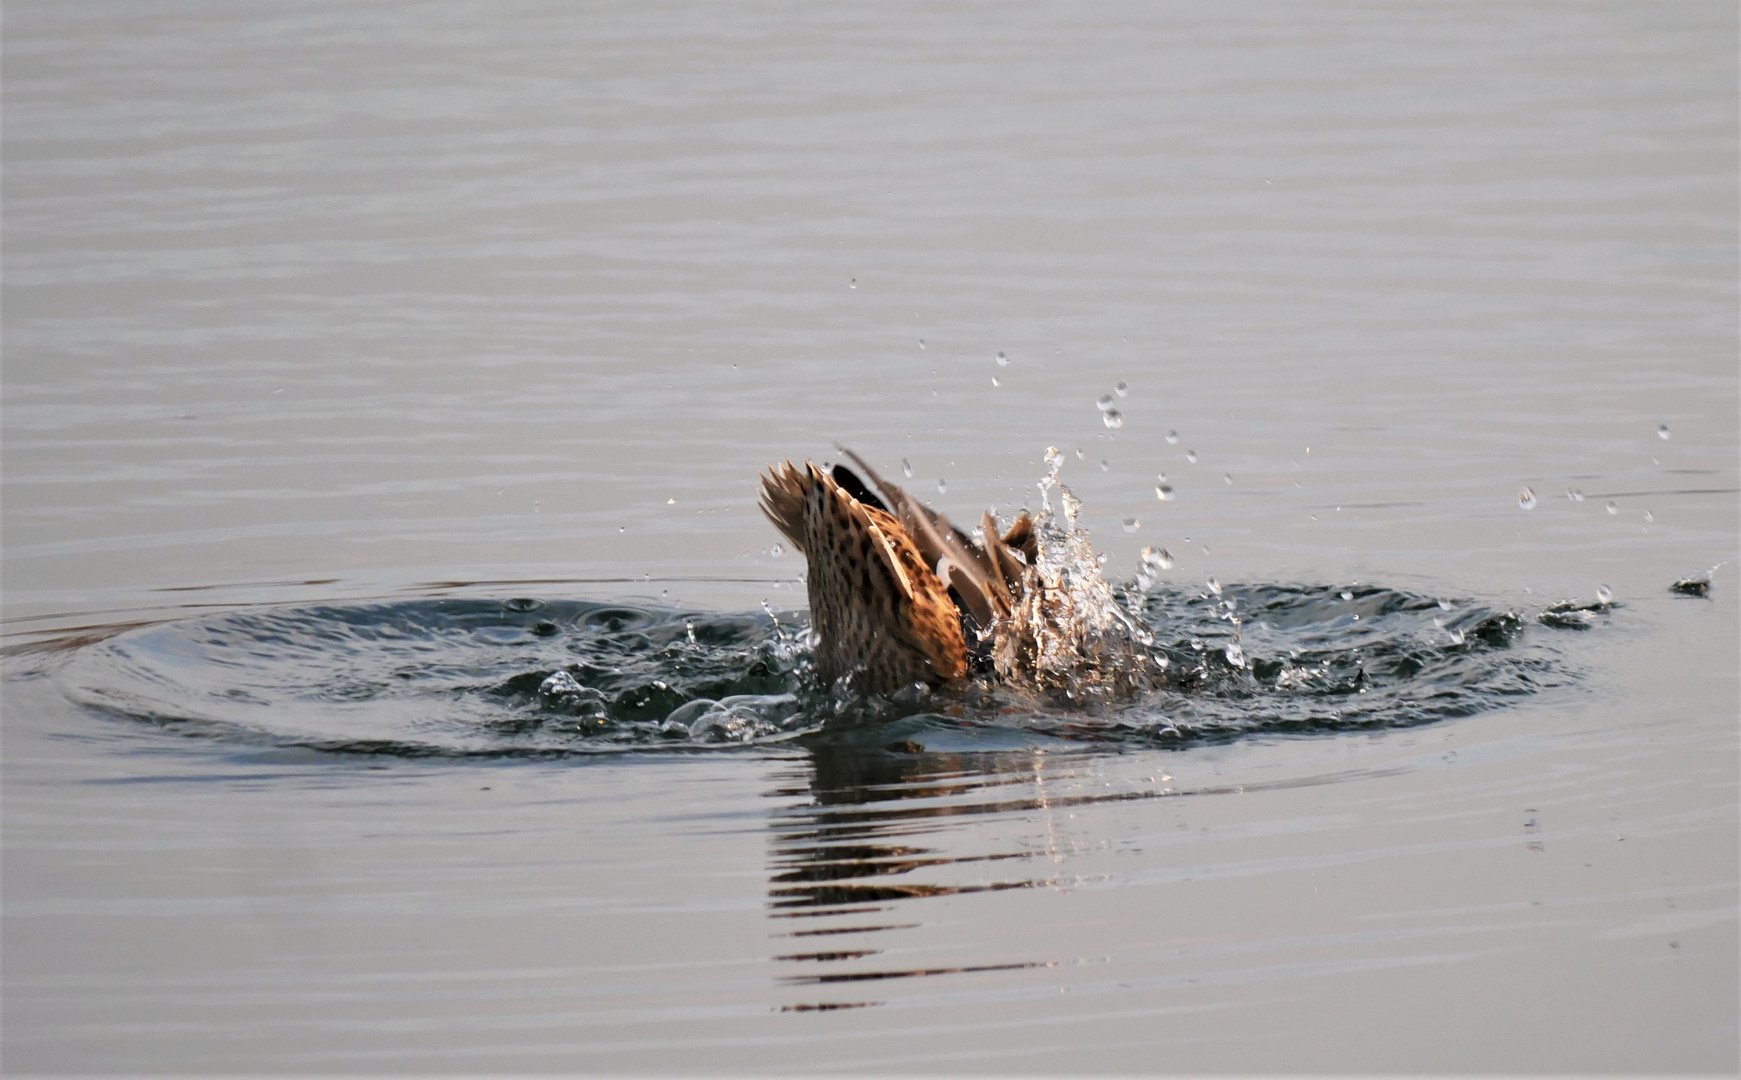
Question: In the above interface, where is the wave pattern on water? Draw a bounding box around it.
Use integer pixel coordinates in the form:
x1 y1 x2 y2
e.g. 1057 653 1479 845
52 582 1589 757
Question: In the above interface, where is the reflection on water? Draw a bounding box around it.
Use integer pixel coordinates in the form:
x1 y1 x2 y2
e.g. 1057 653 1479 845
769 746 1060 1011
763 739 1425 1011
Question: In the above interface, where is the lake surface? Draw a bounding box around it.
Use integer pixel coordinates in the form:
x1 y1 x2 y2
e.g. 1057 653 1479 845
4 0 1736 1072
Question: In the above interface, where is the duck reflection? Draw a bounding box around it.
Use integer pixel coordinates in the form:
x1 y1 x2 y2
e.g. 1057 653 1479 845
767 743 1065 1011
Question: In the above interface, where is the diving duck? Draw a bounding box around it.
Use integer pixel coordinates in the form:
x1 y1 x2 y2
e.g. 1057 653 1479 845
760 449 1048 695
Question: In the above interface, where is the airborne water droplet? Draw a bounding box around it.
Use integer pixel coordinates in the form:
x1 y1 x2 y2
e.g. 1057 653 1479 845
1207 577 1222 596
1340 590 1353 601
1097 394 1116 411
1596 585 1613 604
992 376 1000 387
1606 501 1618 515
1100 459 1110 471
1123 517 1140 532
902 459 913 478
1155 483 1175 501
1643 510 1654 523
1657 424 1670 440
1223 473 1233 485
1185 450 1198 464
1115 381 1129 397
770 542 783 557
1166 430 1179 444
918 339 926 350
1103 410 1124 429
937 478 948 494
849 278 857 289
1518 486 1537 510
1567 487 1584 502
996 351 1009 366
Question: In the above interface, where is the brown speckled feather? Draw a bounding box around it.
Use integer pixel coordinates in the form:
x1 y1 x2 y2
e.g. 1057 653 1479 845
759 461 967 693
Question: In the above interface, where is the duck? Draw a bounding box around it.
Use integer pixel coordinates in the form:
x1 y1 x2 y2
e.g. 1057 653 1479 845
759 449 1042 695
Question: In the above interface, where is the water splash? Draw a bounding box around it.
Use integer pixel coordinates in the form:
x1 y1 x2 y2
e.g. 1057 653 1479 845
986 449 1154 697
50 579 1572 757
48 460 1580 756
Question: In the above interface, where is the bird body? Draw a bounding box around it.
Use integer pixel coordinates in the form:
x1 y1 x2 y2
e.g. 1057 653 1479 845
759 453 1037 695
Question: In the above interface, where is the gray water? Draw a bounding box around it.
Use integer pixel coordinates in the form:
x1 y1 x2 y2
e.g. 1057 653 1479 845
4 0 1737 1072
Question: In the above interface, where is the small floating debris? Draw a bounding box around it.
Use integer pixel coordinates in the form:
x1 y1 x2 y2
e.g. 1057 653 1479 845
1671 576 1711 596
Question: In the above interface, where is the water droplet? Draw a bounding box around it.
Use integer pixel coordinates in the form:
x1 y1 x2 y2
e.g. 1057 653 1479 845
1657 424 1670 440
918 339 926 350
1155 483 1175 501
1099 459 1110 471
1438 598 1451 610
1075 448 1085 458
1185 450 1198 464
848 278 857 289
1097 394 1116 411
1518 486 1537 510
1567 487 1585 502
1114 381 1129 397
770 542 783 557
1606 501 1618 515
1148 547 1175 570
1224 642 1245 669
1044 446 1066 472
1596 585 1612 604
667 498 676 505
1122 517 1140 532
1103 410 1124 429
1449 628 1465 645
1207 577 1222 596
991 376 1000 387
901 459 913 478
996 351 1009 366
1223 473 1233 485
937 478 948 494
1643 510 1654 523
1340 590 1353 601
1166 430 1179 444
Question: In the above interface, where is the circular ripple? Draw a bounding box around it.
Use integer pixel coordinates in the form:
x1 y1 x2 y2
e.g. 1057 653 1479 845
56 586 1579 756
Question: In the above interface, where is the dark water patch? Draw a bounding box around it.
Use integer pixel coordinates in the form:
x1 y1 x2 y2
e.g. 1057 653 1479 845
50 584 1584 757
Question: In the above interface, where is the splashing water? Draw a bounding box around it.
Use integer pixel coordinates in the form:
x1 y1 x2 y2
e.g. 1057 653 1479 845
984 449 1155 698
48 456 1582 756
52 580 1573 756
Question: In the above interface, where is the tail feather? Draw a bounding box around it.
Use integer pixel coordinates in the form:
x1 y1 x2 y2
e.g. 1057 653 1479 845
757 460 809 557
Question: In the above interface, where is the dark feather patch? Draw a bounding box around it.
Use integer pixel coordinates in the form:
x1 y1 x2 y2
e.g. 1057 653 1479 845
830 464 889 513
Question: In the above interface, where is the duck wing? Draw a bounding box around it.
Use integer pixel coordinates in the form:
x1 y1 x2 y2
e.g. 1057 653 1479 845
835 448 1014 627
